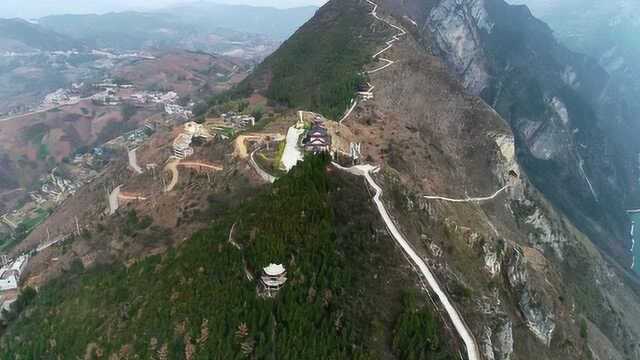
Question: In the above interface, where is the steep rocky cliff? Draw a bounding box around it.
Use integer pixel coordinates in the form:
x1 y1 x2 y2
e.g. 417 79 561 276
387 0 638 265
513 0 640 155
308 0 640 358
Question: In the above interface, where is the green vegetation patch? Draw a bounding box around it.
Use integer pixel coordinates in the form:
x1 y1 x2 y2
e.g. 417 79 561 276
393 290 453 360
236 0 387 120
21 123 50 144
1 155 456 359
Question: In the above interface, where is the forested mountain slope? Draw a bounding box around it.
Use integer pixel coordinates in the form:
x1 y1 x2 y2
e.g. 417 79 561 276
1 156 455 359
236 0 387 119
0 18 82 52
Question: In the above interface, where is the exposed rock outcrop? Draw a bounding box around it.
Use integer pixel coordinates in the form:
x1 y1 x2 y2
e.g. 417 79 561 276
421 0 634 264
504 248 556 346
427 0 491 95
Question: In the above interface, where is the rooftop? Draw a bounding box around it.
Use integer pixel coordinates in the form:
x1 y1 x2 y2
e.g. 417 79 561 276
263 263 286 276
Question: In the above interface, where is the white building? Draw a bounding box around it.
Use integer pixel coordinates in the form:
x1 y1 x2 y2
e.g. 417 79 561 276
0 255 29 292
173 133 194 160
260 263 287 297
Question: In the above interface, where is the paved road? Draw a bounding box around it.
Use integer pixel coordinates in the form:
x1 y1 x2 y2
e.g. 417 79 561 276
118 193 148 201
424 185 509 203
250 148 277 183
333 163 481 360
0 97 93 124
339 99 358 124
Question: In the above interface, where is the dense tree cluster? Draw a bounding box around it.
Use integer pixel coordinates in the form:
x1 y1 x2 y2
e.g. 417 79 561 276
213 0 388 121
1 155 453 359
258 1 373 120
393 291 453 360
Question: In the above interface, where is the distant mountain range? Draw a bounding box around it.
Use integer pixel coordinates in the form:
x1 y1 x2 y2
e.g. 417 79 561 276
0 3 318 53
510 1 640 152
37 3 317 45
0 0 325 19
0 18 81 52
155 3 319 40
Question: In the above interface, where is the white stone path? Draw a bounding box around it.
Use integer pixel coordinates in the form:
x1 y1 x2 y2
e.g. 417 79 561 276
333 163 481 360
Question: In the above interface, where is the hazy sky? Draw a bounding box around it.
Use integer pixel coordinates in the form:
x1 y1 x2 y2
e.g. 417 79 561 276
0 0 328 19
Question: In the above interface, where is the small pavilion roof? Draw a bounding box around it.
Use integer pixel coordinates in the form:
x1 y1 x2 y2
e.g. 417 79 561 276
263 263 286 276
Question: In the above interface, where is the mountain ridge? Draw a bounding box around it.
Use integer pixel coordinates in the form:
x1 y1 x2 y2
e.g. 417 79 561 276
2 0 640 359
0 18 83 52
38 3 318 46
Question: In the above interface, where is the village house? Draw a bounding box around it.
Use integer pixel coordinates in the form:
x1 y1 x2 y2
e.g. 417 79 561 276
0 255 29 292
222 112 256 129
172 133 194 160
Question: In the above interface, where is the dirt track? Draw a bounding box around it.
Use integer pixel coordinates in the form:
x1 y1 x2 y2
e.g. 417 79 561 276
233 133 284 159
164 160 224 192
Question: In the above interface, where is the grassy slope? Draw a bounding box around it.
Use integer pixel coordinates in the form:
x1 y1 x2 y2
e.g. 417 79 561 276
2 156 453 359
237 0 386 120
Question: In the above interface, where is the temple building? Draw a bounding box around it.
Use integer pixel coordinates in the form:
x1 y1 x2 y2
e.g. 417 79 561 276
260 263 287 297
303 122 332 154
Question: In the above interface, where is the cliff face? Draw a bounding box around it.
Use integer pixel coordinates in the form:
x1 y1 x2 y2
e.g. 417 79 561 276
514 0 640 151
333 0 640 358
407 0 638 265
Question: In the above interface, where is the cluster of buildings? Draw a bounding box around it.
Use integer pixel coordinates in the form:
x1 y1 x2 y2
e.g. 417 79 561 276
295 113 362 163
35 170 80 204
130 91 178 105
104 128 149 151
91 88 121 106
90 50 155 60
172 122 212 160
42 88 81 107
222 112 256 129
93 82 193 119
130 91 193 119
93 78 135 90
91 79 136 106
164 103 193 119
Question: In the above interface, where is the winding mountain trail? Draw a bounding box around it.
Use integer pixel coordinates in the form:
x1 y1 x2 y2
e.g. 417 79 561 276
339 0 407 124
333 163 481 360
118 192 147 201
365 0 407 74
423 185 510 203
250 147 277 183
164 160 223 192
